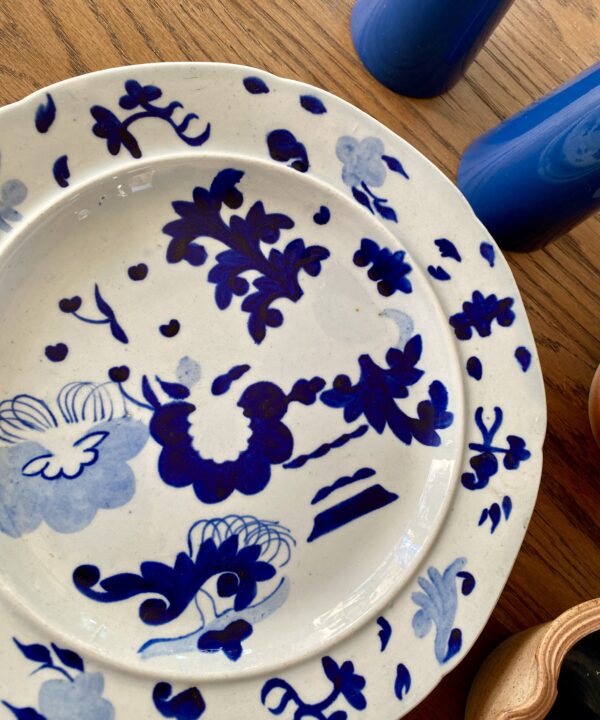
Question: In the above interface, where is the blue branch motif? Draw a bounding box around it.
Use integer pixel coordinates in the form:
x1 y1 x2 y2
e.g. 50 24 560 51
0 382 148 537
58 285 128 344
461 407 531 491
90 79 210 158
321 335 453 447
73 515 294 661
0 176 28 233
353 238 412 296
412 558 475 665
449 290 515 340
479 495 512 533
262 656 367 719
2 638 114 720
336 136 409 222
152 682 205 719
162 168 329 344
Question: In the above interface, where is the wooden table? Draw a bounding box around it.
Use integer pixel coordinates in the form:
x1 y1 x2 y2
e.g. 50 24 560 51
1 1 598 717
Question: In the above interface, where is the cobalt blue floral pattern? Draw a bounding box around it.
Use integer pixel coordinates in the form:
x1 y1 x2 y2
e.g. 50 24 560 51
336 136 408 221
461 407 531 491
2 638 114 720
152 683 205 720
449 291 515 340
321 335 454 447
162 168 329 343
0 382 148 537
143 370 325 503
262 656 367 719
412 558 475 664
90 80 210 158
353 238 413 296
267 130 310 172
73 515 294 660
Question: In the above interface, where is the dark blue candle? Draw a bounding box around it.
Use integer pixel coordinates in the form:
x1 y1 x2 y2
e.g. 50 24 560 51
459 62 600 251
351 0 515 98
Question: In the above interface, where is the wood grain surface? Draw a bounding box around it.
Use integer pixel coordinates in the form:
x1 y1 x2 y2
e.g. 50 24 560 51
1 1 599 718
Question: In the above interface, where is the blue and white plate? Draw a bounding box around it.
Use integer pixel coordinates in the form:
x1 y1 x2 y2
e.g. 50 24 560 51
0 63 546 720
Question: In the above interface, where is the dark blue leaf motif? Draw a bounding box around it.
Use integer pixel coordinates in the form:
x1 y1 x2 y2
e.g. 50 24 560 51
50 643 84 672
13 638 52 665
1 702 47 720
427 265 451 281
434 238 461 262
155 377 190 400
300 95 327 114
91 80 210 158
73 532 278 625
142 374 162 409
94 284 129 344
351 186 373 213
321 337 453 447
262 656 367 719
353 238 412 296
466 356 482 381
211 364 251 396
449 291 515 340
52 155 70 188
243 76 270 94
412 558 474 664
163 169 329 344
461 407 531 491
480 241 496 267
313 205 331 225
197 619 253 661
381 154 409 179
377 616 392 651
394 664 411 700
152 682 206 720
267 129 309 172
515 346 532 372
374 200 398 222
481 499 513 532
91 105 141 158
35 94 56 133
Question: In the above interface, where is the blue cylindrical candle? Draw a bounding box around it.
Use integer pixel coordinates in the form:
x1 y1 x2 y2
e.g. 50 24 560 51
351 0 515 98
458 62 600 251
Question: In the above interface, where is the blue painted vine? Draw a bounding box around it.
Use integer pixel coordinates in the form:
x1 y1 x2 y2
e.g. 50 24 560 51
461 407 531 491
73 515 294 660
412 558 475 664
2 638 114 720
262 656 367 719
336 136 409 222
91 80 210 158
58 285 129 344
162 168 329 344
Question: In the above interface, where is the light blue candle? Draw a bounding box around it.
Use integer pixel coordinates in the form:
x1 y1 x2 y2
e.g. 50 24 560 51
458 62 600 251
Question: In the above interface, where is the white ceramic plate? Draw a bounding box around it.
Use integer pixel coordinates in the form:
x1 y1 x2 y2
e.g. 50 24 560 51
0 63 545 720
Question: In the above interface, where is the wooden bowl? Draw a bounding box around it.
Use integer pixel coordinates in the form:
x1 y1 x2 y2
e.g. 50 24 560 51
465 598 600 719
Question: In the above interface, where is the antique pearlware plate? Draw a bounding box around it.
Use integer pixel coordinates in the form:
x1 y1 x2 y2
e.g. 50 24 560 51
0 63 545 720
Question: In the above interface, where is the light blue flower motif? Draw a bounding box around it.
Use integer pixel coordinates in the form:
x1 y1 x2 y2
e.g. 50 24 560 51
0 382 148 537
336 136 386 188
39 672 115 720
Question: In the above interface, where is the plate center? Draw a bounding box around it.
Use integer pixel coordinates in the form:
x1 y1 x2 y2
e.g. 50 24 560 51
0 155 464 679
